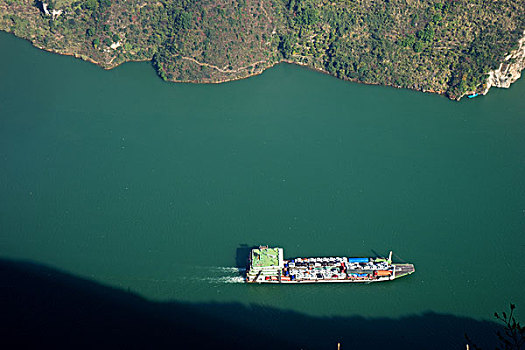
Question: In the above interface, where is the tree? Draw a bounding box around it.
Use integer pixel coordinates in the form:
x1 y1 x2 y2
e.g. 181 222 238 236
466 304 525 350
83 0 98 11
413 41 423 53
494 304 525 350
278 34 295 59
152 52 168 81
173 11 193 31
99 0 112 8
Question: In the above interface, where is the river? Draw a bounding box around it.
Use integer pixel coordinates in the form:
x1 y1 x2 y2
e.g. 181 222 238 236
1 31 524 347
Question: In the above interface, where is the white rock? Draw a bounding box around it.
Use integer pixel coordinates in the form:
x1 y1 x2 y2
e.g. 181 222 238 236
483 30 525 95
110 41 121 50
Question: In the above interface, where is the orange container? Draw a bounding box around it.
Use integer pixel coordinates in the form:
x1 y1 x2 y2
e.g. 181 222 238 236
376 270 392 277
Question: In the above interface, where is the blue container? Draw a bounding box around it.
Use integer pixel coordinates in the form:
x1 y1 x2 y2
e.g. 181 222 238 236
347 258 369 263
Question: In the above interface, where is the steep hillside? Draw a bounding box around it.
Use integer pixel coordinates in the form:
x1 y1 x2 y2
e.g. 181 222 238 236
1 0 523 99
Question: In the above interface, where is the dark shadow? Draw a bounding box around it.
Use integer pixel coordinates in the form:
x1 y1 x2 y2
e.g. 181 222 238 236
235 243 251 268
235 244 258 274
33 0 43 13
370 249 384 259
0 258 502 349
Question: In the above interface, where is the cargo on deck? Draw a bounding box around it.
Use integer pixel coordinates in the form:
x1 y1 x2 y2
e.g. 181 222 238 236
245 246 415 284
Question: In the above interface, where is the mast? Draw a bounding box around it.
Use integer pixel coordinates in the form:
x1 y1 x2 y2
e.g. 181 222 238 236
390 251 395 280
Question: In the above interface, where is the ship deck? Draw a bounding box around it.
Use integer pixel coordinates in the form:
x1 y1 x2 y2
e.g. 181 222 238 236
392 263 415 279
246 246 415 284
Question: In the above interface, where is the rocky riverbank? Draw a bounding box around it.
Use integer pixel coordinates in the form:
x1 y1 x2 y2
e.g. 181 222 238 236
483 30 525 96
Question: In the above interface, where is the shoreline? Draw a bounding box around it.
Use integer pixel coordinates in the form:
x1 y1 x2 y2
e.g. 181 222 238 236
10 31 523 101
4 31 453 97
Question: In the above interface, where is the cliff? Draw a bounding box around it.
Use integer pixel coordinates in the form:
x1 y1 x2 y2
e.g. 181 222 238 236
483 31 525 95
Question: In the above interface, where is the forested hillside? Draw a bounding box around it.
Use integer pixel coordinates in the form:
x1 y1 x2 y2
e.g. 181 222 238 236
1 0 524 99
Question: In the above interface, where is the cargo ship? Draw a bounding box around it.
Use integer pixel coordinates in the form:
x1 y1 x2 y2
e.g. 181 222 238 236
246 246 415 283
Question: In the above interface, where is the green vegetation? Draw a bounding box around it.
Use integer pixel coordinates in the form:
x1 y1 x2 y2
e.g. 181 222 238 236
278 0 524 98
0 0 523 99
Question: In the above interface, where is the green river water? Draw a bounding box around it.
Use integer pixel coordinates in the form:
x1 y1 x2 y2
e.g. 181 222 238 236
1 31 524 347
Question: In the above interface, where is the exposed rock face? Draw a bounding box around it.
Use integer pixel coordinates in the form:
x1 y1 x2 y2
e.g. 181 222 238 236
41 2 49 16
41 2 62 19
484 30 525 94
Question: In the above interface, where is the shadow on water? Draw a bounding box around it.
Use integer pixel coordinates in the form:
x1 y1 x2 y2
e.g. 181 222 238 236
0 258 501 349
235 244 258 277
235 244 255 269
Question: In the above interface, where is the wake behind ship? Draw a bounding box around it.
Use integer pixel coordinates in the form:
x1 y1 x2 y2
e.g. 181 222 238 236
246 246 415 283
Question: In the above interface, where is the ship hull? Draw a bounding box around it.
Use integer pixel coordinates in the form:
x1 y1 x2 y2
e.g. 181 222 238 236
245 246 415 284
246 264 415 284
